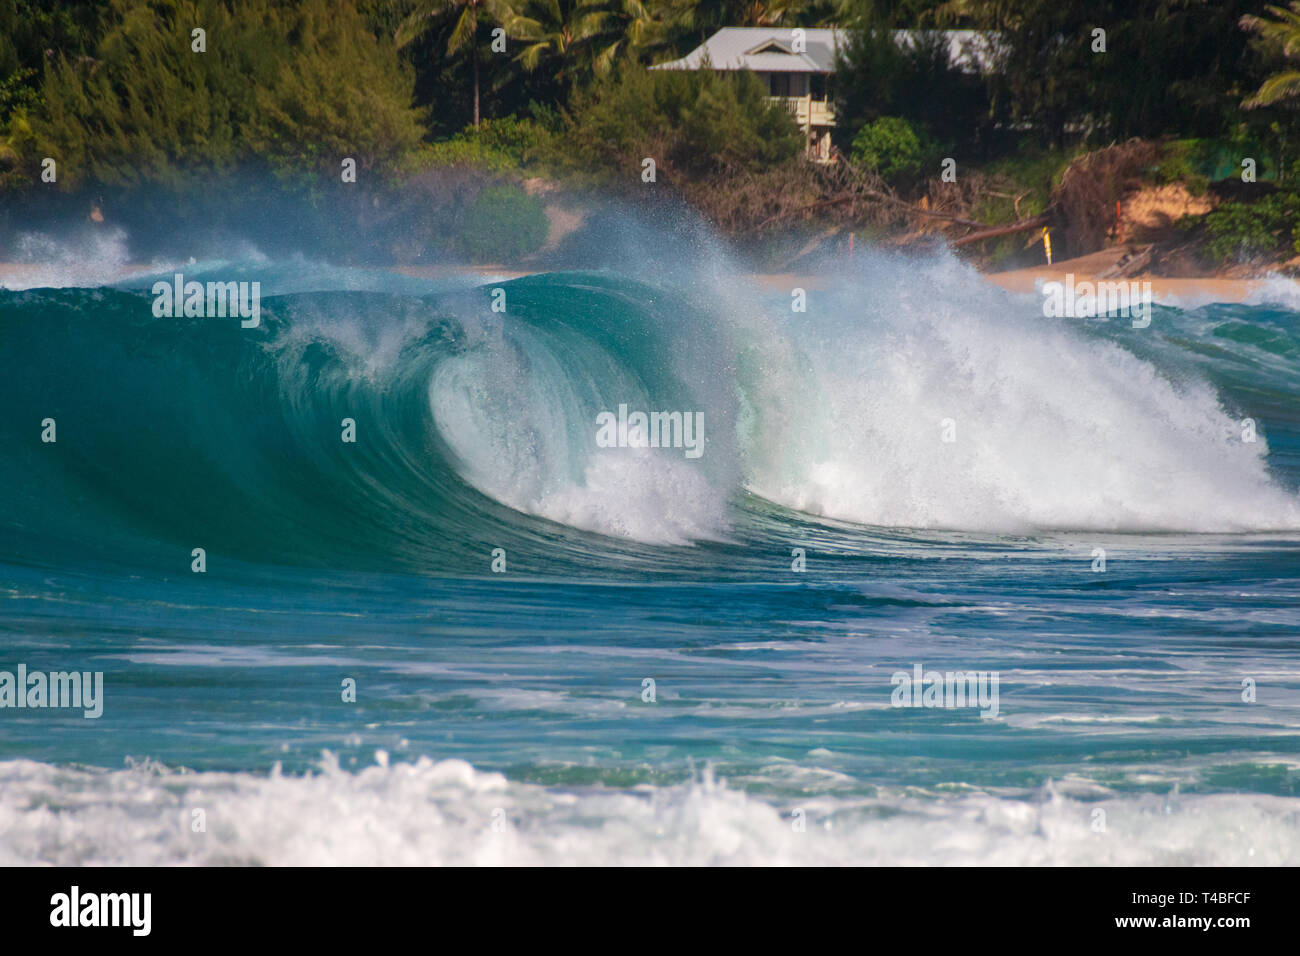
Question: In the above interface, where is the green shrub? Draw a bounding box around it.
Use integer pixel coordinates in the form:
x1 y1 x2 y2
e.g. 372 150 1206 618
970 146 1080 227
850 116 927 182
458 184 549 262
471 116 554 166
415 116 557 173
416 139 517 172
1200 191 1300 264
1154 140 1211 195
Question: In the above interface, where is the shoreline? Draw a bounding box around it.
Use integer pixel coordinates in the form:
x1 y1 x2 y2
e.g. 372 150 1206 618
2 259 1293 306
982 268 1285 305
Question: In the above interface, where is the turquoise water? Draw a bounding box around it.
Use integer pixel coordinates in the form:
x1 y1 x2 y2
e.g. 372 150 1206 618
2 246 1299 864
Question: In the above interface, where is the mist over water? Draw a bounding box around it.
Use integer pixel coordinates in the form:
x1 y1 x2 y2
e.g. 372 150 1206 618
3 207 1300 865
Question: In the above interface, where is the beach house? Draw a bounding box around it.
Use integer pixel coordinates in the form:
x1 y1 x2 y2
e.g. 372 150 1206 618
651 28 997 162
652 28 843 162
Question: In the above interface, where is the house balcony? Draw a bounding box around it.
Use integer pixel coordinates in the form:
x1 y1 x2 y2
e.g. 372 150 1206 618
766 95 835 130
767 95 836 162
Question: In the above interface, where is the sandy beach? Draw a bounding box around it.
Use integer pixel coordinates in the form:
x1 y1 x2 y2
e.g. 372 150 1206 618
392 260 1295 305
981 247 1292 304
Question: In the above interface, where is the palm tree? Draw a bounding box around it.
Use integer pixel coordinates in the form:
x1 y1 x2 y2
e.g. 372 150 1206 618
397 0 509 127
1242 3 1300 108
581 0 672 75
501 0 589 82
665 0 811 38
502 0 666 82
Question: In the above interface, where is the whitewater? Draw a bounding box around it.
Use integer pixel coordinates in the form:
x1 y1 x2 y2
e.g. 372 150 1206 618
2 228 1299 865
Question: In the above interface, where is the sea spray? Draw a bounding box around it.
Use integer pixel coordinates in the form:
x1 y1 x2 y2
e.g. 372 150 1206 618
594 404 705 458
152 272 260 327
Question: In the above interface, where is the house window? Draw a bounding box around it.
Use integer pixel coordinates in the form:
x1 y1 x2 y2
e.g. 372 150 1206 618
768 73 790 97
810 74 827 101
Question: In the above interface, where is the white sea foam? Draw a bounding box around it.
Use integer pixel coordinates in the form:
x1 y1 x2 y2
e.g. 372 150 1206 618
428 252 1300 542
742 252 1300 533
1 756 1296 866
421 250 1300 540
428 326 730 546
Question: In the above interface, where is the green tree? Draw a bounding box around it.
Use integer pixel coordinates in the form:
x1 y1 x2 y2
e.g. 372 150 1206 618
501 0 590 83
945 0 1265 146
662 0 830 45
575 0 672 76
499 0 667 85
1243 3 1300 108
0 0 108 124
561 63 804 178
397 0 509 127
35 0 247 187
30 0 423 188
833 11 993 159
245 1 425 176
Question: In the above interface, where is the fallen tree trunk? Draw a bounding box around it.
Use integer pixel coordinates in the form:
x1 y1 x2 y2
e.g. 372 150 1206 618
758 190 989 231
950 214 1051 247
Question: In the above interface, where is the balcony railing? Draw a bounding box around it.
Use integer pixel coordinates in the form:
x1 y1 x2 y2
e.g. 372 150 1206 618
766 96 835 128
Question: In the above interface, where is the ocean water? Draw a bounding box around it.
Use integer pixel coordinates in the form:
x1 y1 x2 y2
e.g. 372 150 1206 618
2 239 1299 865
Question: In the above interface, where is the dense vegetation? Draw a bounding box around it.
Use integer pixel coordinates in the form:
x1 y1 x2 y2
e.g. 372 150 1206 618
2 0 1300 267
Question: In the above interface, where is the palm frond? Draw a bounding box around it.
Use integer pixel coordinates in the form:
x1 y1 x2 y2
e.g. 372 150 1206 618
394 0 456 49
447 6 477 54
1244 69 1300 108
